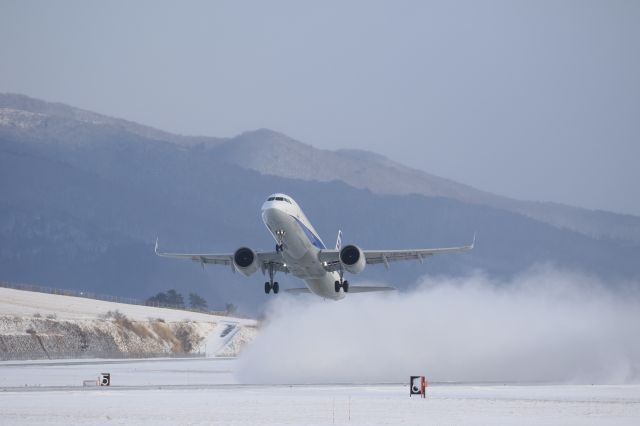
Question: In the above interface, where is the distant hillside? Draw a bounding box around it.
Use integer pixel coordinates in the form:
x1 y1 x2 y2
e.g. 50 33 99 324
1 94 638 313
3 93 638 243
210 129 640 243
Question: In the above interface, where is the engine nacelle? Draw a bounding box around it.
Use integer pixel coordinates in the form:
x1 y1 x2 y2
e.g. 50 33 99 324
233 247 259 277
339 244 366 274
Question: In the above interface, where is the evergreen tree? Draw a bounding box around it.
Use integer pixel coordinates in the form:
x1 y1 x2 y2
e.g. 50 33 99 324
145 291 168 306
189 293 208 310
166 289 184 307
225 303 237 315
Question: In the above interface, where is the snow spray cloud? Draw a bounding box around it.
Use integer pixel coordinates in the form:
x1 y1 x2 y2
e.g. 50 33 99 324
236 266 640 384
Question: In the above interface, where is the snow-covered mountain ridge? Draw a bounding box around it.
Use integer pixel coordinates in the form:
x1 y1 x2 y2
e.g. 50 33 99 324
2 93 638 242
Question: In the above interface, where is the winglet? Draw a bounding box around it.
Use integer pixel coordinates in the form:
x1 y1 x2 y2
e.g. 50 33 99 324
336 230 342 250
154 237 159 255
470 232 477 249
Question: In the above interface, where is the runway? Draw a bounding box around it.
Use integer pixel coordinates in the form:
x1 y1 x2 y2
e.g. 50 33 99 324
1 358 639 425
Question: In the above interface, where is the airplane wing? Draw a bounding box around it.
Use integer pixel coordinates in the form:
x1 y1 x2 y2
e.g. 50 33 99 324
154 240 288 273
318 234 475 272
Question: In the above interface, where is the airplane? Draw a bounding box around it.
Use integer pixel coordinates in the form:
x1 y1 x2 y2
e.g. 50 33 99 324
155 193 475 300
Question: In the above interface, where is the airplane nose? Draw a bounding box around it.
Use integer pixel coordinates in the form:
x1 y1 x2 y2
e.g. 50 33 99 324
261 206 276 224
261 206 287 226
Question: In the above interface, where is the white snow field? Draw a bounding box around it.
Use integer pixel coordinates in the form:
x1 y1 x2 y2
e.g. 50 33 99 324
0 287 254 324
0 287 257 359
0 358 639 425
2 283 640 424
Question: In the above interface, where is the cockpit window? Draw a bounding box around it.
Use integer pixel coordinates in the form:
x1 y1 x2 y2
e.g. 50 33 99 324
268 196 292 203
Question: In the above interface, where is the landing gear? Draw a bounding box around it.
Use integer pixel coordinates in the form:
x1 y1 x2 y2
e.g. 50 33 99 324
265 281 279 294
275 229 286 252
334 267 349 293
334 278 349 293
264 263 279 295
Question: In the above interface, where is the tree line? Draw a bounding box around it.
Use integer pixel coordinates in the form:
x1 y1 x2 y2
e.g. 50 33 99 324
145 289 236 314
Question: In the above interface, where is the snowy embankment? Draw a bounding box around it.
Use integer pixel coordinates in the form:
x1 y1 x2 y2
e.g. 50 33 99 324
0 287 257 360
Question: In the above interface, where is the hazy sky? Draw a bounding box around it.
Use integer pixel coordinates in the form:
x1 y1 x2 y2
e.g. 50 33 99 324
1 1 639 215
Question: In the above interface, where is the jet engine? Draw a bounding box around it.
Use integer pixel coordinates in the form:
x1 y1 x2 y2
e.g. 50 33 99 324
339 244 366 274
233 247 259 277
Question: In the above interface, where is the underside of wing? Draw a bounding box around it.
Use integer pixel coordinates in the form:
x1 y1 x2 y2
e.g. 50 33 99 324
364 234 475 266
155 251 233 265
154 239 288 272
318 234 475 271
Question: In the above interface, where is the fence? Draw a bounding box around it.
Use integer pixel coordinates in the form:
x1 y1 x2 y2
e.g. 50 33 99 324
0 351 206 362
0 281 230 316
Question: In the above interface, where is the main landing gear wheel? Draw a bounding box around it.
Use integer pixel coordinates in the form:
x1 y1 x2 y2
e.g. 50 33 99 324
265 281 280 294
265 263 279 295
334 280 350 293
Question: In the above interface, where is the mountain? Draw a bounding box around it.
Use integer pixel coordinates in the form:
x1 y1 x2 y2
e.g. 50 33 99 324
210 129 640 243
1 94 639 314
4 93 638 243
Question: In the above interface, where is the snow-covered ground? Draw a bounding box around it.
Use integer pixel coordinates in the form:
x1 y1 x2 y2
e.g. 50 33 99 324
0 287 254 324
2 285 640 424
0 287 257 359
0 357 237 387
0 358 639 425
0 302 637 425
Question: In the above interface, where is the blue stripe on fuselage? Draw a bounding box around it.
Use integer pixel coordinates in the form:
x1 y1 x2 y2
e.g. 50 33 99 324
291 216 326 250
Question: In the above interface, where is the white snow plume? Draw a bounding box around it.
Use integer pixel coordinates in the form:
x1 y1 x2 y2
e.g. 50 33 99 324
237 266 640 384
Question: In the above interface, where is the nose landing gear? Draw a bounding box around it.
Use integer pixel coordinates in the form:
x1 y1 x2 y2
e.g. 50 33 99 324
275 229 285 252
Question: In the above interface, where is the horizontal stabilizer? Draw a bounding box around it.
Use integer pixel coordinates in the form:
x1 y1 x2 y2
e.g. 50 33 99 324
284 286 396 295
348 286 396 293
284 288 312 294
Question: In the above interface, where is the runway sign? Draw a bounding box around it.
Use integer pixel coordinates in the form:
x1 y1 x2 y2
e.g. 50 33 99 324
409 376 427 398
99 373 111 386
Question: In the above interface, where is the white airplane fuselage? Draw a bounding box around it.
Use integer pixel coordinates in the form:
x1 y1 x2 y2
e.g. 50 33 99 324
261 195 344 300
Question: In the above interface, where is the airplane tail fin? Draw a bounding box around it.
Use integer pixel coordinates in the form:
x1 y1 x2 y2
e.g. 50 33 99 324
336 230 342 250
